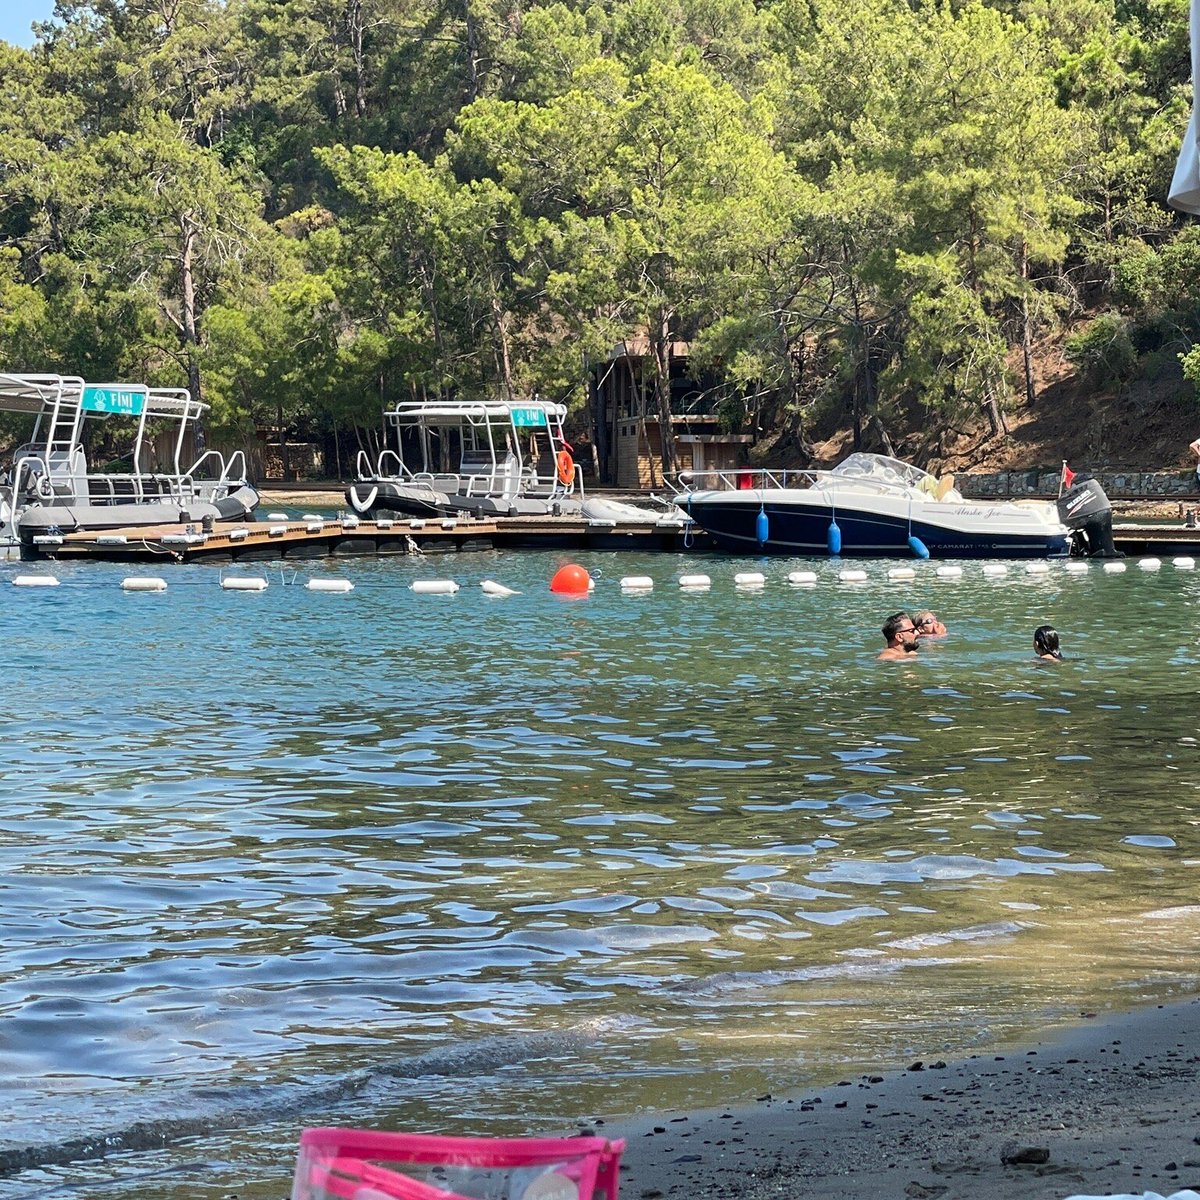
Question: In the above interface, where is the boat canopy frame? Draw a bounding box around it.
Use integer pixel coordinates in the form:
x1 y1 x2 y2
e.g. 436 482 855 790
0 372 248 508
359 399 579 500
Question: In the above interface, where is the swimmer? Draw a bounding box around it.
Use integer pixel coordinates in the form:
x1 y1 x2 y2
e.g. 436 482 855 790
913 610 947 638
1034 624 1064 662
878 612 919 661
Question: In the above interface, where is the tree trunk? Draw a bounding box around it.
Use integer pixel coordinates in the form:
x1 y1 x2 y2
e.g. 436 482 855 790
650 310 676 477
982 391 1008 438
490 284 513 402
870 414 895 457
179 212 202 407
348 0 367 117
464 0 481 101
590 372 606 482
1020 241 1035 408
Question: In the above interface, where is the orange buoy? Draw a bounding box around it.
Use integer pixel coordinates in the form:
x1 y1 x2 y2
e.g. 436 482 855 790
550 563 591 595
556 449 575 486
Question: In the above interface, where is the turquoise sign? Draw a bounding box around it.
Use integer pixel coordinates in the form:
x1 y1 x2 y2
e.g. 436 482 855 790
81 385 146 416
511 406 547 429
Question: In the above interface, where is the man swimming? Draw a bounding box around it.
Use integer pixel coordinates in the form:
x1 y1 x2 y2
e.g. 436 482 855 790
878 612 919 661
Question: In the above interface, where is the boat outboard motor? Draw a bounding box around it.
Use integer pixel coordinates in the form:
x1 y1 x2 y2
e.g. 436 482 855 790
1057 477 1121 557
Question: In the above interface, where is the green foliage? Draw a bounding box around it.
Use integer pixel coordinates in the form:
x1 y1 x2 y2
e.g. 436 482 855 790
1065 313 1138 388
0 0 1194 456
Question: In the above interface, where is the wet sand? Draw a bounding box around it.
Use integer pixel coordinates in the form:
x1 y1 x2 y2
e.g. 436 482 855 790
605 997 1200 1200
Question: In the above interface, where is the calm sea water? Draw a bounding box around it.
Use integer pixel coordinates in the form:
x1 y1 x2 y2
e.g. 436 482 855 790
2 549 1199 1198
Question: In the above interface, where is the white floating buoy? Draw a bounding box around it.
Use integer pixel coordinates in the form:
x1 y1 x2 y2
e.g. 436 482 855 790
305 578 354 593
679 573 711 590
788 570 817 586
481 579 519 597
411 579 459 595
440 518 457 530
301 513 322 521
620 575 654 590
838 569 868 583
1064 560 1090 574
341 516 360 529
588 577 595 591
1103 560 1127 574
1138 557 1162 571
221 576 268 591
162 532 206 546
409 519 426 530
1173 556 1195 570
936 565 962 578
31 534 63 547
982 563 1008 577
306 521 323 533
887 566 915 581
95 534 128 546
268 524 287 537
376 519 394 530
267 512 289 521
227 528 249 542
735 571 766 587
12 575 60 588
121 576 167 592
1025 562 1050 575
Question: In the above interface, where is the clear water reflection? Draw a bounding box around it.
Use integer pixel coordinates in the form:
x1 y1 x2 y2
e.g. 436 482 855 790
1 550 1198 1196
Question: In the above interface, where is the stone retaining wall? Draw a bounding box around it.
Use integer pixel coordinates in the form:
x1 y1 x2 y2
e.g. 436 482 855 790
957 470 1197 498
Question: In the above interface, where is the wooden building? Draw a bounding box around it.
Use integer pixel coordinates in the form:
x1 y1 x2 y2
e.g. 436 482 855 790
592 339 753 488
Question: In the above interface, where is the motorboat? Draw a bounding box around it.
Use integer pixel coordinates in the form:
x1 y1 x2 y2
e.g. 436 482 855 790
347 400 583 519
673 453 1083 558
0 373 258 550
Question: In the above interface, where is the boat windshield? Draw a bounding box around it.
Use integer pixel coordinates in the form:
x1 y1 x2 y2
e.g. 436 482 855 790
829 453 935 491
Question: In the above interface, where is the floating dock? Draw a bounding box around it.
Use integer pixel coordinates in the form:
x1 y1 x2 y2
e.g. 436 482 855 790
13 516 1200 563
26 514 702 562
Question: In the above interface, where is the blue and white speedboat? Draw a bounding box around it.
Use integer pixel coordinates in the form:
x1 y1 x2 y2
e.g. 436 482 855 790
673 453 1072 558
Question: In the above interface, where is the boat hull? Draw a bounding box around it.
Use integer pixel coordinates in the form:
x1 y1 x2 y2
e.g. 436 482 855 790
13 487 260 543
678 492 1071 558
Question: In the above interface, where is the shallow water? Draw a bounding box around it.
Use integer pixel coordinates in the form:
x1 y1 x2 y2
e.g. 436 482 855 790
2 550 1199 1198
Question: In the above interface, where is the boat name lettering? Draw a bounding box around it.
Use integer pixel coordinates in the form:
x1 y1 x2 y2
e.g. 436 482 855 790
511 407 547 429
81 386 146 416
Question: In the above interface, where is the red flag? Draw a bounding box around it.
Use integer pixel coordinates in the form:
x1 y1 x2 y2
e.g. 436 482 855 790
1061 462 1076 490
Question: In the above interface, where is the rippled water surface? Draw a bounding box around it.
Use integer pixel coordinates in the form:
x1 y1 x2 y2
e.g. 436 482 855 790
2 549 1199 1197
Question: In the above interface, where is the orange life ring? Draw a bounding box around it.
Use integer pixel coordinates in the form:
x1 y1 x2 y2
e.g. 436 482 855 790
556 449 575 486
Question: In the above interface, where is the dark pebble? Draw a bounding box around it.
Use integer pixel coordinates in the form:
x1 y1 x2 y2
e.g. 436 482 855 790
1002 1147 1050 1166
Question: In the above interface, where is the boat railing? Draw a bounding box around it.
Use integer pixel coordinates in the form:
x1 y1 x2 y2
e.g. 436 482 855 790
181 449 248 493
360 448 409 481
673 467 823 493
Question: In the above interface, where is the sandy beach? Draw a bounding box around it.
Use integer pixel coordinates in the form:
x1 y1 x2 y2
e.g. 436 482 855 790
604 997 1200 1200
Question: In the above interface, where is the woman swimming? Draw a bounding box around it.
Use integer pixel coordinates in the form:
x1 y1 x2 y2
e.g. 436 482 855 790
1033 625 1064 662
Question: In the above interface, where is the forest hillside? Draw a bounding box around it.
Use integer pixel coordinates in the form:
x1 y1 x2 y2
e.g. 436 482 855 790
1 0 1199 477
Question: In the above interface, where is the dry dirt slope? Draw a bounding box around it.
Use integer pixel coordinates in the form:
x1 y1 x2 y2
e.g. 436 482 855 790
801 333 1200 476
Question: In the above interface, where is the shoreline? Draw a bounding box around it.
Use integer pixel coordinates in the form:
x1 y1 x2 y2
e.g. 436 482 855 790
605 995 1200 1200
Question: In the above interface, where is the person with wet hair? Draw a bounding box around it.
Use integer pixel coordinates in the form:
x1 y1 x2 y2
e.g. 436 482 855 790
878 612 919 661
913 610 947 638
1034 625 1064 662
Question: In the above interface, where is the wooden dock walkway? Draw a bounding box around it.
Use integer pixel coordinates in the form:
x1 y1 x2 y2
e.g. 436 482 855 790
32 513 703 562
18 516 1199 563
